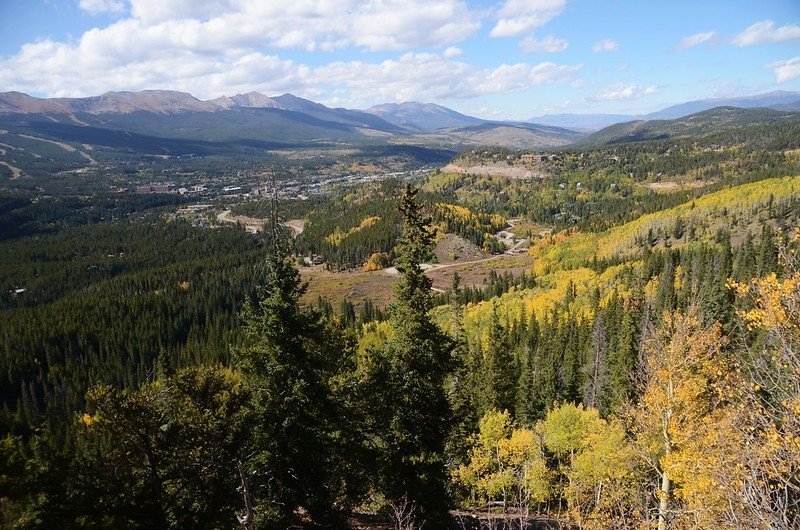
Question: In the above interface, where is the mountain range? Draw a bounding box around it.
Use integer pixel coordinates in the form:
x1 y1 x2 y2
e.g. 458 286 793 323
1 89 798 158
0 90 580 154
529 90 800 131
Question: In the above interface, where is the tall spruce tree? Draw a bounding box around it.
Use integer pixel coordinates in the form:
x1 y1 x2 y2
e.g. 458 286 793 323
233 233 346 528
516 314 541 425
583 314 610 414
446 272 479 464
478 303 517 417
360 184 453 526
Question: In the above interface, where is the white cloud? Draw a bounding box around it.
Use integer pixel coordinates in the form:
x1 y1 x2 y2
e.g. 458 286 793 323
0 32 581 105
0 0 492 100
83 1 482 54
316 53 582 107
490 0 565 38
129 0 234 25
79 0 127 14
733 20 800 47
346 1 481 51
0 0 586 107
766 57 800 83
520 34 568 53
676 31 717 50
592 38 619 53
586 84 658 102
0 36 309 99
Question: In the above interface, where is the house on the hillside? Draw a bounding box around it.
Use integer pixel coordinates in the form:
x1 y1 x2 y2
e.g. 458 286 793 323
521 153 545 164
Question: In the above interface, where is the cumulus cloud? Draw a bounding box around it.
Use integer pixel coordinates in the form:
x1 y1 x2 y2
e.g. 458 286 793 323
586 84 658 102
0 33 581 104
129 0 236 25
0 0 493 100
0 0 587 106
343 1 481 51
676 31 717 50
592 38 619 53
766 57 800 83
79 0 127 15
520 35 568 53
0 35 310 99
81 0 482 54
315 53 582 107
733 20 800 47
490 0 566 38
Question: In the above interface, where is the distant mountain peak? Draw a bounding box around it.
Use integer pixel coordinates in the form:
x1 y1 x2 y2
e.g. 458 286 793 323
270 93 329 112
209 92 280 109
364 101 484 132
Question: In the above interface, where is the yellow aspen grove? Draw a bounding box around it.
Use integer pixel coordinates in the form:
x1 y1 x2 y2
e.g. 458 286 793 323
456 409 551 528
629 308 741 529
541 403 639 529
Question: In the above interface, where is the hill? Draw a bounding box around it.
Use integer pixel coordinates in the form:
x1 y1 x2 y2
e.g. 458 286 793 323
528 90 800 131
577 106 799 146
530 175 800 273
646 90 800 120
402 122 583 150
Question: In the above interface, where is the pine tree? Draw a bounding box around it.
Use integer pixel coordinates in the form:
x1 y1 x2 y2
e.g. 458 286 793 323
359 185 453 526
654 253 676 316
560 314 585 404
732 231 756 282
516 314 541 425
757 223 778 276
479 303 517 417
530 310 561 416
608 300 639 412
233 237 346 527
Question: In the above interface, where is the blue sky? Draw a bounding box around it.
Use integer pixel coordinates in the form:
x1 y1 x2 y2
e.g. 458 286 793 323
0 0 798 119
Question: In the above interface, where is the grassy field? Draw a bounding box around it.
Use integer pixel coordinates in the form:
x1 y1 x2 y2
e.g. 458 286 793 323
300 253 537 309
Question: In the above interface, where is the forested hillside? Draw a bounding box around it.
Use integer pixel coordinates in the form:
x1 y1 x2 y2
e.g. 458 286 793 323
1 119 799 529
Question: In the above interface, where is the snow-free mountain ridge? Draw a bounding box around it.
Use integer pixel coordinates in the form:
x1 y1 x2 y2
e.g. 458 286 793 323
530 90 800 131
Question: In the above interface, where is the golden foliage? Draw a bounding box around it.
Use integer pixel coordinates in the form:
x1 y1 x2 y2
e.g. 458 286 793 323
434 203 506 232
325 215 382 246
726 238 800 528
628 309 756 528
362 252 390 272
530 176 800 273
456 410 551 515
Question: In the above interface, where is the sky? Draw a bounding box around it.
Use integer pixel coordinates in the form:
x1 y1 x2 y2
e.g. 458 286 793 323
0 0 798 120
